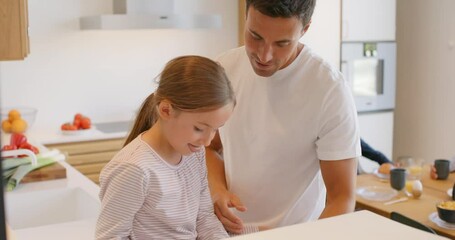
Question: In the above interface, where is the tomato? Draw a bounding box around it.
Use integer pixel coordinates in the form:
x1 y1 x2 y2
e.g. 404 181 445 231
73 118 81 129
80 117 91 129
1 145 17 158
10 133 27 148
1 145 17 151
18 142 39 154
74 113 83 121
61 122 77 131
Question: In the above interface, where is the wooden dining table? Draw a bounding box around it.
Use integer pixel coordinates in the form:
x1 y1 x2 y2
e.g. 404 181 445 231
356 165 455 239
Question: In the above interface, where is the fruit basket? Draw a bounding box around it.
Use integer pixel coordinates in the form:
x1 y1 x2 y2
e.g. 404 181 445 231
1 107 38 133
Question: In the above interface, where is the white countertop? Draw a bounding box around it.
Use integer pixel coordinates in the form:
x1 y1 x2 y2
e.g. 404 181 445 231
5 161 101 240
6 161 99 197
228 210 449 240
2 122 125 239
3 126 127 146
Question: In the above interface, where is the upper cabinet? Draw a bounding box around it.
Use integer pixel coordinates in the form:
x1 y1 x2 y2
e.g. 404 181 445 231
238 0 245 46
342 0 396 42
0 0 30 60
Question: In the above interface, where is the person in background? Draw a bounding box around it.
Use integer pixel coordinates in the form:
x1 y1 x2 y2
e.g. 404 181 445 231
206 0 361 234
95 56 234 240
361 138 392 165
360 138 394 174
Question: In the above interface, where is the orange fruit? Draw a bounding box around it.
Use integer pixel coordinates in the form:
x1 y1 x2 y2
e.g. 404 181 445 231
378 162 394 174
8 109 21 121
1 120 12 133
11 118 28 133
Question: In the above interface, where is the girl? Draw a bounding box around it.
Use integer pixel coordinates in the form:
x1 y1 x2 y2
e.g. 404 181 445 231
95 56 235 240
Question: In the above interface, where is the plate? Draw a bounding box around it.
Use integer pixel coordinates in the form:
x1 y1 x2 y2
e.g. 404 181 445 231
373 168 390 180
356 186 398 202
429 212 455 230
61 126 95 136
448 188 453 198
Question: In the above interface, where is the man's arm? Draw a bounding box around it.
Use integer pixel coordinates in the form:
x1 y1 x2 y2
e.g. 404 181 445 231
318 158 357 219
206 131 246 234
206 131 228 197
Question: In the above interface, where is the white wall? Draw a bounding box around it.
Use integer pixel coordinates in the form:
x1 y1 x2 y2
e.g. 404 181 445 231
301 0 340 68
358 111 394 158
0 0 238 130
394 0 455 162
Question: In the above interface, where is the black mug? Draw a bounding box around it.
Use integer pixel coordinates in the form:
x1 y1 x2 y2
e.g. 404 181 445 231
390 168 406 191
434 159 450 180
452 182 455 200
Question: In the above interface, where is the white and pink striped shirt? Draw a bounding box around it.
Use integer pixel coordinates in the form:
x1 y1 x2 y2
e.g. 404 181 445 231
95 134 229 240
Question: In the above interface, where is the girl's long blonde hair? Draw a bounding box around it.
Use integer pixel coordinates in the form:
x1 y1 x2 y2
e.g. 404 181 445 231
124 55 235 146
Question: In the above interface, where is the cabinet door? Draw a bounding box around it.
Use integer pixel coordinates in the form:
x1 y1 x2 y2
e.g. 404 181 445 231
301 0 341 69
0 0 29 60
342 0 396 41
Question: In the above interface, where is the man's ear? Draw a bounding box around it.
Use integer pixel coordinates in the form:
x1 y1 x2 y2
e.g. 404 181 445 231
157 100 174 120
302 20 312 35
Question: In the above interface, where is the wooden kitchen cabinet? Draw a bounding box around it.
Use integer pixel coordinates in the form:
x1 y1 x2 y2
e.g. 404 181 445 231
238 0 245 46
45 138 125 184
0 0 30 60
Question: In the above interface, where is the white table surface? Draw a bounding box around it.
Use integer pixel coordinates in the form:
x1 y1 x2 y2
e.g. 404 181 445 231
228 210 449 240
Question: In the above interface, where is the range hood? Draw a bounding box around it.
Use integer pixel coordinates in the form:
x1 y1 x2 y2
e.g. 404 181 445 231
80 0 222 30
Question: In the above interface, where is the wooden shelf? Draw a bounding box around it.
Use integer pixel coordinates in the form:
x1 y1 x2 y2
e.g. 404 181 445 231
46 138 125 184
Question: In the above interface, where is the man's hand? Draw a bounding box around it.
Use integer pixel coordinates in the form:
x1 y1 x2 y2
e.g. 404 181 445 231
205 132 247 233
212 190 247 234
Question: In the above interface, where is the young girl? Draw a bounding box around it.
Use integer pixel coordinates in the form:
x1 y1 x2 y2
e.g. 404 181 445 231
95 56 235 240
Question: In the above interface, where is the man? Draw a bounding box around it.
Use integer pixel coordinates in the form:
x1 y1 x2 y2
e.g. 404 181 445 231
206 0 361 234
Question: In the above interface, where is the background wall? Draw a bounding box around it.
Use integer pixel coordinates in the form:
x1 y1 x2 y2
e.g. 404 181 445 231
300 0 340 68
0 0 340 133
394 0 455 162
0 0 238 130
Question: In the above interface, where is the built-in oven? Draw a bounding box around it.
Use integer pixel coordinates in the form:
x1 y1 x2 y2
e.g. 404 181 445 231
341 42 396 112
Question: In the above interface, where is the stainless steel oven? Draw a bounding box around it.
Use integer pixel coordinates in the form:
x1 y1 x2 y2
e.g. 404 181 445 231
341 42 396 112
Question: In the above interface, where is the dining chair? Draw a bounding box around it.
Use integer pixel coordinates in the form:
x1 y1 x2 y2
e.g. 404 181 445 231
390 211 437 235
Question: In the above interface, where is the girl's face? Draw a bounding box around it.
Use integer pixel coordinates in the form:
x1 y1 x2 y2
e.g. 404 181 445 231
162 102 234 156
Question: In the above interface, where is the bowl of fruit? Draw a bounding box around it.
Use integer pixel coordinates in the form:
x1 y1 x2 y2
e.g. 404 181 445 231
1 107 37 134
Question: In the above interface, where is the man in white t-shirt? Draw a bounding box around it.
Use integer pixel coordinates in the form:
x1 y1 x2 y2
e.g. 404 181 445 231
206 0 361 234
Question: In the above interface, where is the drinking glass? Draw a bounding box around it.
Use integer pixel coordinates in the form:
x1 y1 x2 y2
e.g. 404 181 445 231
397 156 424 180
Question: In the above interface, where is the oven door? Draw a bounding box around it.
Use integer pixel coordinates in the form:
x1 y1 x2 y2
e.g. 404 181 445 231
341 42 396 112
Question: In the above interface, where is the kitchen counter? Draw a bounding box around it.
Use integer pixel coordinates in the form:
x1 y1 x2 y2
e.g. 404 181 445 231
1 122 131 239
24 121 132 145
228 210 449 240
26 127 126 145
4 161 101 240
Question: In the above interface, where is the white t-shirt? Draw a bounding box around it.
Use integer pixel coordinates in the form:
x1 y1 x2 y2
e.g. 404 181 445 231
96 134 228 240
217 46 361 228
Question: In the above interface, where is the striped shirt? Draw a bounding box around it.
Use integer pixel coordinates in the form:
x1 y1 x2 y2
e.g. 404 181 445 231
95 135 229 240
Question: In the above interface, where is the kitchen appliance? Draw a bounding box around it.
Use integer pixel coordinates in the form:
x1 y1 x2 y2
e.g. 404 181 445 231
80 0 222 30
341 42 396 112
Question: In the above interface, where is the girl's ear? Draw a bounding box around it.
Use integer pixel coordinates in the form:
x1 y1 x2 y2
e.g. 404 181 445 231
157 100 174 120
